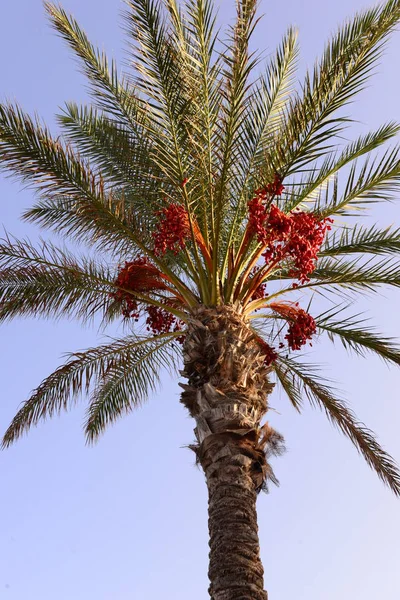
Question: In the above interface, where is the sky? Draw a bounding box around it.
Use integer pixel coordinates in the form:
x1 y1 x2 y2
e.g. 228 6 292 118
1 0 400 599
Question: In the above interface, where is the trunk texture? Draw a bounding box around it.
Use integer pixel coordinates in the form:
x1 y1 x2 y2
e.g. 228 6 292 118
180 305 283 600
205 438 267 600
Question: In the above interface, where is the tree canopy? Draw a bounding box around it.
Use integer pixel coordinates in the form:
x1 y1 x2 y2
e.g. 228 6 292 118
1 0 400 494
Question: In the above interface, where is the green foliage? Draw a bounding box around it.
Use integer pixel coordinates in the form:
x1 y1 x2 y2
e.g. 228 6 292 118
271 0 400 180
320 224 400 256
316 307 400 365
273 357 400 495
285 123 400 211
320 146 400 217
0 236 115 323
85 334 180 442
269 255 400 301
44 2 142 126
2 333 180 447
222 27 299 266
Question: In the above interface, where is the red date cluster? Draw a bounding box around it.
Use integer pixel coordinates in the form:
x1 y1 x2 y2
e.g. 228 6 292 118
265 173 285 197
111 258 185 341
251 280 268 301
286 309 316 351
146 306 185 343
146 305 176 334
270 302 317 351
246 177 330 364
247 177 286 241
248 191 270 241
248 198 332 284
257 338 278 366
111 257 165 314
153 203 191 255
287 212 333 284
111 258 166 318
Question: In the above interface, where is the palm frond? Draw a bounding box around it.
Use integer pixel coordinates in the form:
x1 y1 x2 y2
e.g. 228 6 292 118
268 256 400 304
124 0 213 294
286 122 400 211
216 0 260 186
273 356 400 496
259 27 299 142
58 103 153 187
23 194 147 257
85 335 180 442
320 224 400 257
0 236 116 323
316 307 400 366
272 358 302 412
22 195 197 306
0 102 160 254
320 145 400 217
236 27 299 196
181 0 221 240
45 2 143 128
310 256 400 292
212 0 260 297
0 103 104 199
124 0 191 183
58 102 169 232
270 0 400 176
2 333 180 448
0 235 189 323
221 27 299 264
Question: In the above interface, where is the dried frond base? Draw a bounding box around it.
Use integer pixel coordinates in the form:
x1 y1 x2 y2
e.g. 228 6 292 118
180 305 280 489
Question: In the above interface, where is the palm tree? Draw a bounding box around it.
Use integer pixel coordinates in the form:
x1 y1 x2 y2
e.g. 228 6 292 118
1 0 400 597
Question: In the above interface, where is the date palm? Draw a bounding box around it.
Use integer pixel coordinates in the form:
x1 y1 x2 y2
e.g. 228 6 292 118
1 0 400 597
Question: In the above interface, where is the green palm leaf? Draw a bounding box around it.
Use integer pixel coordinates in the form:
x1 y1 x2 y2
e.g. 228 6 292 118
268 256 400 306
22 194 148 257
2 333 180 448
124 0 191 180
320 224 400 256
0 103 104 199
45 2 142 127
273 356 400 496
236 27 299 196
270 0 400 177
320 146 400 217
286 123 400 211
177 0 220 240
270 256 400 301
221 27 299 266
58 103 154 188
316 308 400 366
0 236 116 323
0 103 156 255
310 256 400 292
85 334 180 442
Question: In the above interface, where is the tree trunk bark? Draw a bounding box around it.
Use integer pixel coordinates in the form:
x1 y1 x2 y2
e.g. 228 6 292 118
180 305 282 600
205 436 268 600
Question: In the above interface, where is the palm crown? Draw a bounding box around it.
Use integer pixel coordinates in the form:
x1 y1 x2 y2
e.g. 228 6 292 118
1 0 400 498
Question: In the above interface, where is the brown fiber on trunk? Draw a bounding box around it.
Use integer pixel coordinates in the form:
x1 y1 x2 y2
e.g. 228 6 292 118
180 305 283 599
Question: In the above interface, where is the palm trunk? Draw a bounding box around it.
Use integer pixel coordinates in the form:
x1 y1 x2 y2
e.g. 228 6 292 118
205 436 267 599
181 306 283 600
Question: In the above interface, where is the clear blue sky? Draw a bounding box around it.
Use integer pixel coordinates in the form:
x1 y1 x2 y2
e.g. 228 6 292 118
1 1 400 598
